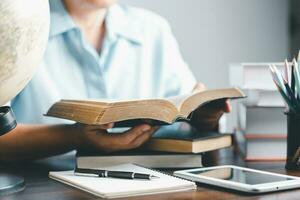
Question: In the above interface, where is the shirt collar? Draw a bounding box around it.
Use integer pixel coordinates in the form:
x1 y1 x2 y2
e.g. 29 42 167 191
49 0 77 37
49 1 143 45
105 4 143 45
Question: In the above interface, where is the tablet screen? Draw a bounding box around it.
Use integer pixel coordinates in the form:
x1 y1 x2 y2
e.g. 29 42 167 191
190 167 293 185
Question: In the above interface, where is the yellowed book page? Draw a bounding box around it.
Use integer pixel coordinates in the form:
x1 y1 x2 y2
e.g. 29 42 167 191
49 98 180 124
179 88 245 117
61 98 179 112
46 101 106 124
165 89 207 111
100 99 180 124
166 94 191 109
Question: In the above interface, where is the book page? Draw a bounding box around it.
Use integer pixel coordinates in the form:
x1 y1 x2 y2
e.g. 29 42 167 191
62 98 169 105
48 97 180 125
179 88 245 117
166 94 191 109
166 89 207 110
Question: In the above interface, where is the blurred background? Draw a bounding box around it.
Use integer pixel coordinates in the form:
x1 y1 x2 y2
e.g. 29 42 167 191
122 0 299 131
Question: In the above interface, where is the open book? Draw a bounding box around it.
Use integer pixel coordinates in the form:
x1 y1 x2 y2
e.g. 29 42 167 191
46 88 245 127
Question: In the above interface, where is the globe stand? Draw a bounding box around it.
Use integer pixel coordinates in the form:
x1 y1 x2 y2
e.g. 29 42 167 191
0 106 25 195
0 173 25 195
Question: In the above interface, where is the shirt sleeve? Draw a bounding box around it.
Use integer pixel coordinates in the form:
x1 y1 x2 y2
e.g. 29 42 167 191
158 20 197 98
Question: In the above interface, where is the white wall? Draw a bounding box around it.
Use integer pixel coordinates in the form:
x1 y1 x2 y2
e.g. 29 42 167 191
122 0 289 131
122 0 289 87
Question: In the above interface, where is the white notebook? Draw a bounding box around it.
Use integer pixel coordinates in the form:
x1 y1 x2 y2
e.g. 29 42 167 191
49 163 196 199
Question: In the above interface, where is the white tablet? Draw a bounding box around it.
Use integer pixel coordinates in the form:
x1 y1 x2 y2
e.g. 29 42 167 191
174 165 300 193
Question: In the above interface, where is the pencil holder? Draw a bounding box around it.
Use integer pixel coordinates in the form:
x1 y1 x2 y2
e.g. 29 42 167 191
285 112 300 170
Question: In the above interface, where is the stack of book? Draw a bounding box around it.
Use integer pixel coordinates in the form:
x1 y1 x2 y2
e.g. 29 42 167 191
230 63 287 161
76 127 233 169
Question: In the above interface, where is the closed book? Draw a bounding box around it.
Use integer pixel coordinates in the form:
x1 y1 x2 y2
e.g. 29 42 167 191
242 89 284 107
143 131 233 153
229 63 285 90
238 104 286 135
235 131 286 161
49 163 196 199
77 150 202 169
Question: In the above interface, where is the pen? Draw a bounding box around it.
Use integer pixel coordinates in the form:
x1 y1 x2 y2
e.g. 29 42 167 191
74 168 159 180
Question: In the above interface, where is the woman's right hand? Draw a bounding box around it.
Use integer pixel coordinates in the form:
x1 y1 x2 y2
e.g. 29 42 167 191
73 123 158 152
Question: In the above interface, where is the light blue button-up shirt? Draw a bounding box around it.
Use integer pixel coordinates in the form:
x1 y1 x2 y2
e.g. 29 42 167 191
11 0 196 124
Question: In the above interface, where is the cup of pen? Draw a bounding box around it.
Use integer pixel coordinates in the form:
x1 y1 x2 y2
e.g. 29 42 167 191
285 112 300 170
270 57 300 170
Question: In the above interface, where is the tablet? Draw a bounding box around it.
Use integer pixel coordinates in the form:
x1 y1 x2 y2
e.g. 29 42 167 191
174 165 300 193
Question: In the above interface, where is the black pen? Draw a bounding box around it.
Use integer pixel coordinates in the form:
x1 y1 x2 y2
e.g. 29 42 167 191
74 168 159 180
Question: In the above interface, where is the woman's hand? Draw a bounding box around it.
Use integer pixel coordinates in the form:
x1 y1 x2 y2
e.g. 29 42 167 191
190 83 231 132
73 123 158 152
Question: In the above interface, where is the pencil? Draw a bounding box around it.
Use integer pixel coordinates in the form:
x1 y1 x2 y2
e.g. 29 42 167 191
270 65 286 93
270 75 296 112
291 60 296 95
292 58 300 99
270 65 297 112
284 59 290 84
283 79 300 110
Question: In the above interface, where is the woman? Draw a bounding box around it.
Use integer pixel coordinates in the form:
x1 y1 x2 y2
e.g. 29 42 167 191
0 0 230 161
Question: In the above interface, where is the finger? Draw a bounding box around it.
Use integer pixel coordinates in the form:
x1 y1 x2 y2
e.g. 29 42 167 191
131 127 158 148
132 126 159 144
101 123 114 129
193 82 206 93
210 99 230 112
122 124 152 143
224 100 231 113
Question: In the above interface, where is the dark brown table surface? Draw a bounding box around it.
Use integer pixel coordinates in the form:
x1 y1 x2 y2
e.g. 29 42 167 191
1 148 300 200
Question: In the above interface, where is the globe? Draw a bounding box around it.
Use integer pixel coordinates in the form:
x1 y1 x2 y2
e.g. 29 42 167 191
0 0 50 195
0 0 50 106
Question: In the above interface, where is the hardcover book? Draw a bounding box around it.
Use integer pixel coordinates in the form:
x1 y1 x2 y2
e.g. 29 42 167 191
77 150 203 169
46 88 244 127
143 131 233 153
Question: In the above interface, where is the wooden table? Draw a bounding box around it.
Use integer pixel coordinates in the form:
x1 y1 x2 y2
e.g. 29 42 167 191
1 148 300 200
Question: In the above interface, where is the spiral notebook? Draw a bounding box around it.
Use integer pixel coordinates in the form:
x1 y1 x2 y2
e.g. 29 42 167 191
49 163 196 199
